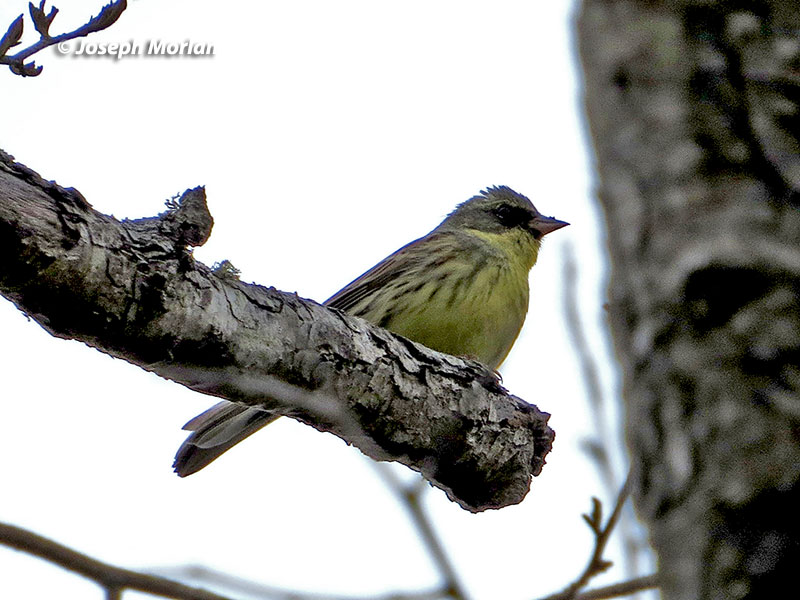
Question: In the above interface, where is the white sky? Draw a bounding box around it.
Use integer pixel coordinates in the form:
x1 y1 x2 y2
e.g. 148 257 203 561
0 1 642 599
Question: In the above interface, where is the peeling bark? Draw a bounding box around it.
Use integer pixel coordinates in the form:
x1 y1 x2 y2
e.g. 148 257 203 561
579 1 800 597
0 149 553 512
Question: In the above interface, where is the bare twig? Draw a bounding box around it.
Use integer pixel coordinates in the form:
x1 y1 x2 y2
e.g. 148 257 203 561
155 565 452 600
0 0 127 76
0 521 234 600
561 242 615 490
536 473 636 600
372 463 471 600
562 243 648 587
0 520 458 600
567 574 660 600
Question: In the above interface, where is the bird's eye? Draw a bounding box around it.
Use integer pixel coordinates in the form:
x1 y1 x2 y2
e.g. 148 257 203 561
492 204 526 228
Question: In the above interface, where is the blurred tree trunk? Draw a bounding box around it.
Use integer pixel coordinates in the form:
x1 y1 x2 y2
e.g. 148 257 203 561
579 2 800 599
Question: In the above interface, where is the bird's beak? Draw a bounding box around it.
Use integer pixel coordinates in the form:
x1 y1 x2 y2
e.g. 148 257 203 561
530 215 569 236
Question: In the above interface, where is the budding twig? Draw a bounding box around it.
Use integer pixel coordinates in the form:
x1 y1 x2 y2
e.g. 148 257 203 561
0 0 127 76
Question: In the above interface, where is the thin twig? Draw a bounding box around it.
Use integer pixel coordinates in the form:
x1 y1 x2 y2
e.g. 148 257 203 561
0 521 233 600
156 565 452 600
0 0 127 76
562 242 615 490
105 587 122 600
562 243 647 587
0 520 457 600
569 574 660 600
536 473 635 600
371 463 471 600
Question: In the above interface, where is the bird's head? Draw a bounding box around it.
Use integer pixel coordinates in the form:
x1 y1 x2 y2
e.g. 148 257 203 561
437 186 569 241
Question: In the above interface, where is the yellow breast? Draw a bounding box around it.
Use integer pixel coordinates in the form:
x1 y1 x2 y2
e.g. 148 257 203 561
376 228 539 369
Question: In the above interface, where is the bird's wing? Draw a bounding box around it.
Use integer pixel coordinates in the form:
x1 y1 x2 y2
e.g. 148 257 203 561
324 231 457 314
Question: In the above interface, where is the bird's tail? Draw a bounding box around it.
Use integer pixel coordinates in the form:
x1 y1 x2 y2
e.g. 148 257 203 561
173 401 281 477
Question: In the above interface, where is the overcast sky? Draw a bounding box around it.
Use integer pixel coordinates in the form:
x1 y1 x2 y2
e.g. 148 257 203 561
0 2 642 599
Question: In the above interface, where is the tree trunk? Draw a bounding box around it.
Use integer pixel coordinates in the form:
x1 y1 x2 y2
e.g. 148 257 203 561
579 2 800 598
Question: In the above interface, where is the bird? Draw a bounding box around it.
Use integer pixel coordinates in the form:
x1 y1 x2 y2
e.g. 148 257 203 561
173 186 568 476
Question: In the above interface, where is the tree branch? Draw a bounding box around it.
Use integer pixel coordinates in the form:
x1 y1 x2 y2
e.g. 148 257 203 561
0 521 454 600
536 473 635 600
155 565 453 600
0 149 554 512
561 244 647 583
565 575 660 600
561 243 615 490
0 522 234 600
0 1 127 77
